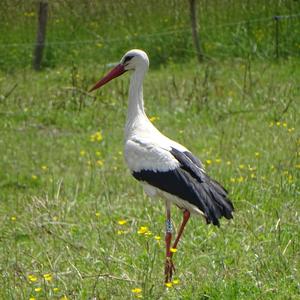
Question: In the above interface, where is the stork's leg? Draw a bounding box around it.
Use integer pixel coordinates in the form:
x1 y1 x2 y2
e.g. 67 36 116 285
171 210 190 256
165 201 175 283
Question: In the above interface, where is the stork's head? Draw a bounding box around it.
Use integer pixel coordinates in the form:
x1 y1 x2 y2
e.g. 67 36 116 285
121 49 149 71
89 49 149 92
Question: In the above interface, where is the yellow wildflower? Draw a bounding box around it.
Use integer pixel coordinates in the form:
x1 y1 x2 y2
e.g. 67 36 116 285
118 219 127 225
239 164 245 169
276 121 281 126
80 150 86 156
132 288 142 293
53 287 59 292
96 132 103 141
250 173 256 179
165 282 173 288
206 159 212 165
11 216 16 221
28 274 38 282
255 152 260 157
96 160 104 167
60 296 68 300
154 235 161 240
95 151 101 157
24 12 35 17
170 248 177 253
43 273 52 281
137 226 149 234
31 175 37 180
29 298 36 300
117 230 125 235
288 127 295 133
95 212 100 217
230 178 236 183
90 131 103 142
237 176 244 183
282 122 287 127
215 158 221 163
226 161 231 165
173 279 180 285
149 116 159 123
41 165 48 171
248 165 256 171
269 122 274 127
34 287 42 292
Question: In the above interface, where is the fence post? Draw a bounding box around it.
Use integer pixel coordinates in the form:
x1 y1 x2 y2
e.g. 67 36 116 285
273 15 280 59
33 1 48 70
188 0 204 62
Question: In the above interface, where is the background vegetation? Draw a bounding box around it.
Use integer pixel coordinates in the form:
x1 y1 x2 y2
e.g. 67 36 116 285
0 0 300 69
0 1 299 299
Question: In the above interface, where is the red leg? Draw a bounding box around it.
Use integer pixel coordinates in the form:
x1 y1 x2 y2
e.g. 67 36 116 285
164 202 175 283
171 210 190 256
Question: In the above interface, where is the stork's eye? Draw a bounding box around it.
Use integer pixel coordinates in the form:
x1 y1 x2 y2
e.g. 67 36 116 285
124 55 134 64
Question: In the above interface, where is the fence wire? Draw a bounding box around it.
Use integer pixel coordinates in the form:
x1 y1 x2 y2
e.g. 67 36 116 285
0 11 299 70
1 13 300 48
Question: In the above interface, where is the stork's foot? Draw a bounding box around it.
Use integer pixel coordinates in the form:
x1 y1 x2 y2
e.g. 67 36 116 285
165 257 175 283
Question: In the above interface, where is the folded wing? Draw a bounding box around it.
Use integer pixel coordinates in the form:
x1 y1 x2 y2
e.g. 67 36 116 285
126 139 234 226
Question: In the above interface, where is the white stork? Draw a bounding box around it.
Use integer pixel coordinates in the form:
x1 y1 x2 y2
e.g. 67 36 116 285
89 49 234 283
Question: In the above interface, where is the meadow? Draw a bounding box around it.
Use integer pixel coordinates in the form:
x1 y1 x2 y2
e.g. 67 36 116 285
0 1 300 299
1 0 300 69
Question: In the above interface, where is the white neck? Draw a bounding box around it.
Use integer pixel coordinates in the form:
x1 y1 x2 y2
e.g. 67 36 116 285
125 66 148 135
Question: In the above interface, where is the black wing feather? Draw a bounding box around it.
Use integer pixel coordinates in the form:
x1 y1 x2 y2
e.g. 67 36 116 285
132 147 234 226
171 148 234 221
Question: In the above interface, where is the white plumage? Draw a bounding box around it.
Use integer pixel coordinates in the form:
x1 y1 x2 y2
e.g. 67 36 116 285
90 49 234 283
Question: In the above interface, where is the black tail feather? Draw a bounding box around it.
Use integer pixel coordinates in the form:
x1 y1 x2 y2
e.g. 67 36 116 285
170 148 234 226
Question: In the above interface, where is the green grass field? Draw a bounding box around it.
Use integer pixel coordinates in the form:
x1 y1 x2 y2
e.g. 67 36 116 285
0 1 300 299
1 0 300 69
0 57 299 299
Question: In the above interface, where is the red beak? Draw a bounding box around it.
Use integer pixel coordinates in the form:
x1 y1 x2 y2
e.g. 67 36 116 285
89 64 126 92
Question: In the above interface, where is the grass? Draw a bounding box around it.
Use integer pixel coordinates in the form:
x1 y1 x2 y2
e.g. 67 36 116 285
0 56 299 299
0 0 300 69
